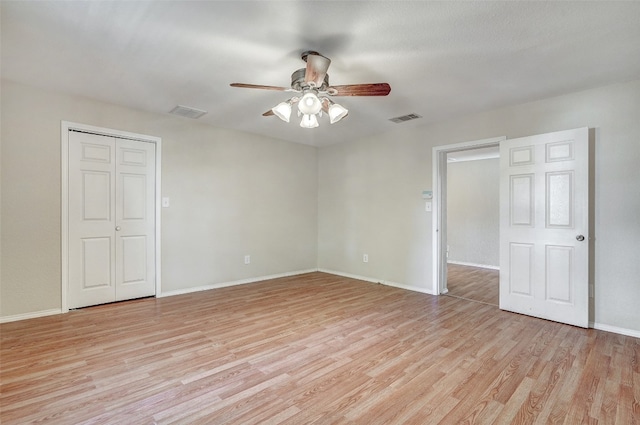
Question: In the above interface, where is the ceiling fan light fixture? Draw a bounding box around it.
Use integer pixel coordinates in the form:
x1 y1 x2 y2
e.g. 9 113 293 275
300 114 319 129
298 91 323 115
328 102 349 124
230 52 391 130
272 100 292 122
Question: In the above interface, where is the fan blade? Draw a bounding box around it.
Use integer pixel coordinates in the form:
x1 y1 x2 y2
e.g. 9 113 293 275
262 110 275 117
230 83 289 91
304 53 331 87
328 83 391 96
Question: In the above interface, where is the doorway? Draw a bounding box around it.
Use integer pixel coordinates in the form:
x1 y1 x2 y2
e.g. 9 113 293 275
61 122 162 311
433 129 590 328
431 137 505 297
445 147 500 305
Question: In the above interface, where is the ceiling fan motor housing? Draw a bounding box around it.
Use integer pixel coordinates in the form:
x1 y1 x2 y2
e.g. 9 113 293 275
291 68 330 92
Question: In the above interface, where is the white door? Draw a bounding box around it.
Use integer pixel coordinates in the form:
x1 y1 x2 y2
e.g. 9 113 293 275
68 131 156 308
499 127 589 328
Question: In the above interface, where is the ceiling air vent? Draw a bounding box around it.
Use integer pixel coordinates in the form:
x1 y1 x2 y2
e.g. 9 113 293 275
389 113 422 124
169 105 207 119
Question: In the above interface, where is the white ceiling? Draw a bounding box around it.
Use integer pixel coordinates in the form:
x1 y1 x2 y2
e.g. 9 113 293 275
2 1 640 148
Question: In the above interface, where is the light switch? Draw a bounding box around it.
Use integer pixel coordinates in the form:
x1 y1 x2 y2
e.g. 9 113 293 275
162 197 170 208
425 201 432 212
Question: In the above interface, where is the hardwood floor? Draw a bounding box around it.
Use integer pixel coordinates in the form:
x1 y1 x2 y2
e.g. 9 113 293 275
446 263 499 306
1 272 638 424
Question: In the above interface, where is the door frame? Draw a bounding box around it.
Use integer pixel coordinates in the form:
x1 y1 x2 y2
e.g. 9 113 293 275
431 136 505 295
61 121 162 313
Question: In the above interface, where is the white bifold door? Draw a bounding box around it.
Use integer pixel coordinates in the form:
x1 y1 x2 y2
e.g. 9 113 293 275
500 127 589 328
68 131 156 309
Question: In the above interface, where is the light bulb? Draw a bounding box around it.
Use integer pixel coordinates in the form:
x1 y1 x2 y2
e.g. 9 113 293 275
328 103 349 124
300 114 319 129
272 101 292 122
298 92 323 115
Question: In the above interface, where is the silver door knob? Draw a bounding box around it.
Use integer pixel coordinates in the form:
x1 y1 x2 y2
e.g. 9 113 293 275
576 235 585 241
115 226 121 231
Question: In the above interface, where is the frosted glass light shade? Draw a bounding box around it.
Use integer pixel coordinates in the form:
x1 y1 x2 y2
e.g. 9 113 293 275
272 101 292 122
328 103 349 124
300 114 319 129
298 92 323 115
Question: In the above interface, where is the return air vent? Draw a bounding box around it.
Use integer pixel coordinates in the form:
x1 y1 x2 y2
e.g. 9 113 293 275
169 105 207 119
389 113 422 124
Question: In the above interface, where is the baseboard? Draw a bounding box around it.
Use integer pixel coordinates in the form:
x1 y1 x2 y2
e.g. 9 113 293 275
0 308 63 324
590 322 640 339
447 261 499 270
318 269 434 295
1 270 319 322
158 269 319 298
382 279 434 295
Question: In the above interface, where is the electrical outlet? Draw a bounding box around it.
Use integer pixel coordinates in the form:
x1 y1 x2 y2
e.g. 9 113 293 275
244 255 251 265
363 254 369 263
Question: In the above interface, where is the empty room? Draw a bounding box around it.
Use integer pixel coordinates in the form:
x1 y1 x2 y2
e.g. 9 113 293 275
1 2 639 424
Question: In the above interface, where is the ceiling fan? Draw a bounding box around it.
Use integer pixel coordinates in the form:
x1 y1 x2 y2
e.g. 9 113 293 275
230 51 391 128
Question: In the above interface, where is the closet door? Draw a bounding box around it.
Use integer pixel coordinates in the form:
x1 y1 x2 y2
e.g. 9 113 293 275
68 131 155 309
114 138 156 301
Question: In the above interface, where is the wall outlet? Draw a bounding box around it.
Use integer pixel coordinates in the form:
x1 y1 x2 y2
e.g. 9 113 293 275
244 255 251 265
363 254 369 263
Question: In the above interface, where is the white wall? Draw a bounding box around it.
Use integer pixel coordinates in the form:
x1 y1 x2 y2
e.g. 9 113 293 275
3 78 640 335
447 158 499 267
0 80 318 318
318 78 640 334
317 134 432 289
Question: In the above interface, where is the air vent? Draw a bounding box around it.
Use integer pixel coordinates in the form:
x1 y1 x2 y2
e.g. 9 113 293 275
389 113 422 124
169 105 208 119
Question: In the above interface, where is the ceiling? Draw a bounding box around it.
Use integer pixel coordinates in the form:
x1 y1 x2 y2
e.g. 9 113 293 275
2 1 640 148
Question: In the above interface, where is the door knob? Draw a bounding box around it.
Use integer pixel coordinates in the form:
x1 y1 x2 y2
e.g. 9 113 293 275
576 235 585 241
115 226 121 231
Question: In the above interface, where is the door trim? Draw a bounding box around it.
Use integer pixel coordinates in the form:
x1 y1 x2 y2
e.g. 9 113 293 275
431 136 505 295
61 121 162 312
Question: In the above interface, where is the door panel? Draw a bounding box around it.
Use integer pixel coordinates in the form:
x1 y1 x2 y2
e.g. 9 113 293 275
81 237 112 289
115 138 155 301
509 243 534 296
546 171 573 227
82 171 111 220
510 174 534 226
121 236 147 285
69 132 117 308
121 174 146 220
545 245 573 303
500 127 589 328
81 142 111 163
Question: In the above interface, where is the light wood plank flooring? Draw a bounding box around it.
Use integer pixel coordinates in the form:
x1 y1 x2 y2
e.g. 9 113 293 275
447 264 499 306
1 272 638 424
